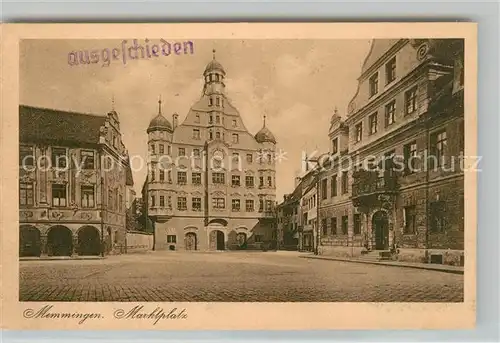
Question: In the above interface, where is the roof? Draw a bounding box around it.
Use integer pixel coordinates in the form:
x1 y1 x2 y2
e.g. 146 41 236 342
255 126 277 144
19 105 107 145
147 113 173 133
124 156 134 186
204 58 225 74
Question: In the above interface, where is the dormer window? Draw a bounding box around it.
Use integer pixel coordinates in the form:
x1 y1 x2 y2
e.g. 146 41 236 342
332 138 338 154
369 72 379 97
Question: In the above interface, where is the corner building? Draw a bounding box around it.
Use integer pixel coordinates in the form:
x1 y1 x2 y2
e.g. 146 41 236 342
146 54 277 251
318 39 464 265
19 106 133 257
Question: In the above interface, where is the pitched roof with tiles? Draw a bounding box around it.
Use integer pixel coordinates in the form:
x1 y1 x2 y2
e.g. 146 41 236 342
19 105 107 146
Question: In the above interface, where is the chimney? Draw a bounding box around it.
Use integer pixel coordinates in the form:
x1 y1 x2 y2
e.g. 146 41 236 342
172 113 179 130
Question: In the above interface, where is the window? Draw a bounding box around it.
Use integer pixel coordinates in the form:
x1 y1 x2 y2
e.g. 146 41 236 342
192 129 200 140
259 199 264 212
150 144 156 154
369 112 378 134
431 130 447 168
331 175 338 197
332 138 338 154
151 194 156 207
195 114 200 123
178 148 186 156
20 146 34 166
330 217 337 235
259 176 264 187
159 144 164 154
385 57 396 84
167 235 177 243
177 197 187 211
81 185 95 208
246 154 253 163
20 183 34 206
215 97 220 107
80 150 95 169
52 184 67 207
405 86 418 115
404 205 416 234
232 134 239 144
341 171 348 194
177 171 187 184
369 72 378 97
192 197 202 211
209 131 213 140
353 214 361 235
254 235 263 243
159 169 165 182
51 147 67 169
232 199 241 212
341 215 348 235
193 149 200 157
212 197 225 209
321 218 328 236
192 172 201 184
430 201 446 233
212 172 225 184
232 119 237 128
209 98 213 106
167 170 172 183
404 141 417 173
265 200 273 212
167 145 171 155
209 115 213 124
159 195 165 207
216 116 220 124
245 175 254 188
321 179 328 199
245 199 254 212
232 175 241 186
385 100 396 127
151 169 156 182
355 123 363 142
232 152 240 164
216 131 221 139
268 176 272 187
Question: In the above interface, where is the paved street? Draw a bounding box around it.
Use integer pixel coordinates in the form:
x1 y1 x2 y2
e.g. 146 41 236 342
19 251 464 302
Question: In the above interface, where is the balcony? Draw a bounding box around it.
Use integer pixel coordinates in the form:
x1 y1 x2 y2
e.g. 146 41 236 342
351 170 398 207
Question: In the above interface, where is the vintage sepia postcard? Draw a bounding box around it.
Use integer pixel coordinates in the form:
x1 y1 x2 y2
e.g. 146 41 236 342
1 22 477 330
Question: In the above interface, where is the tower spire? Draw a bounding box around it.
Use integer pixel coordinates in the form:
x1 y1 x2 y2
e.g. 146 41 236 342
158 95 162 114
212 48 216 60
111 94 115 111
263 113 267 127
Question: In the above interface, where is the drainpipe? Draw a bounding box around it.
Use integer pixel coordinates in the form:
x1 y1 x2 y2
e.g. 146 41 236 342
100 174 105 257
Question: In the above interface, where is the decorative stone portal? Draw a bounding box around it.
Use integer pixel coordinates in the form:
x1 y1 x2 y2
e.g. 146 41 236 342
77 225 101 256
185 232 197 251
20 225 41 257
372 211 389 250
47 225 73 256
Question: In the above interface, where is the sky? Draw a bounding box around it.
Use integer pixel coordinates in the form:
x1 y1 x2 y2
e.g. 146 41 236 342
20 39 371 201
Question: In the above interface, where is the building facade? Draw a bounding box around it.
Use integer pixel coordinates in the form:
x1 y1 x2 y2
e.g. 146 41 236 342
19 105 133 257
145 54 277 251
317 39 465 265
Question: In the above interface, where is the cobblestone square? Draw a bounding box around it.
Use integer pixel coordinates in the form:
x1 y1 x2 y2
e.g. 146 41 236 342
19 252 464 302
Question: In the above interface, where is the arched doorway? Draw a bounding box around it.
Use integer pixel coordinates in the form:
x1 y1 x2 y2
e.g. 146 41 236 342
185 232 197 251
372 211 389 250
77 226 101 256
209 230 225 250
236 232 247 249
47 225 73 256
19 225 41 257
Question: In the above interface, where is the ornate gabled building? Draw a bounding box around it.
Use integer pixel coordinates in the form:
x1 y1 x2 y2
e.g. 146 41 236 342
145 52 277 251
19 105 133 257
317 39 465 265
